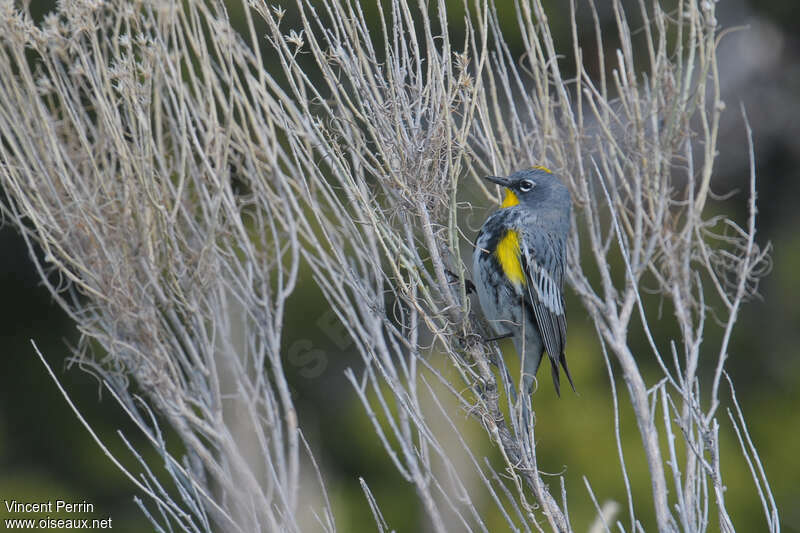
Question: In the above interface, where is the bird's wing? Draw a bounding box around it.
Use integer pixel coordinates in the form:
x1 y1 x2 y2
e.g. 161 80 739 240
520 235 574 394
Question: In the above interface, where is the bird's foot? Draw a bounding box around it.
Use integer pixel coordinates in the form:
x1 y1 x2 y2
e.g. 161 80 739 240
444 268 476 295
484 331 514 342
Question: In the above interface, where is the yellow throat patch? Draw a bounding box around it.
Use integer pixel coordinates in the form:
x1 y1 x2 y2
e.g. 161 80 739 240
495 230 526 287
501 189 519 208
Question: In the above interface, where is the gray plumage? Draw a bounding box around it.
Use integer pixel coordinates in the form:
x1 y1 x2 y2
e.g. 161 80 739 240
472 168 574 396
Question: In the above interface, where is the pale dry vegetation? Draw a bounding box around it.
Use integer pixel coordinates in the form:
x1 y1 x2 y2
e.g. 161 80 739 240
0 0 777 531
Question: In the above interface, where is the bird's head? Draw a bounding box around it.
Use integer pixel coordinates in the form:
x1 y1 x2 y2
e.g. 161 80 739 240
484 167 571 212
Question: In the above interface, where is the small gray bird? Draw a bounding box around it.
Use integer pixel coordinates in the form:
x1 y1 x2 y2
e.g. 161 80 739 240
472 167 574 396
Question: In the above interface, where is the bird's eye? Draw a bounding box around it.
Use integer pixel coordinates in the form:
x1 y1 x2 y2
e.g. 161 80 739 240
518 179 535 192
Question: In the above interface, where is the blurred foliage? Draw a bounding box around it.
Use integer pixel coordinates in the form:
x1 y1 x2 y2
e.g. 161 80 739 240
2 0 799 531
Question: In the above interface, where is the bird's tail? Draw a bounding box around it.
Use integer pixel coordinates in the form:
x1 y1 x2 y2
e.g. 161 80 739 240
548 352 576 397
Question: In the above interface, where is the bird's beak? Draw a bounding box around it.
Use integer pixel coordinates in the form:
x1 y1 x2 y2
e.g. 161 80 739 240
484 175 513 188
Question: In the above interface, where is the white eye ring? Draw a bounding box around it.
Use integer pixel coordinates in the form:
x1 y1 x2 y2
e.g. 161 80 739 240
518 179 535 192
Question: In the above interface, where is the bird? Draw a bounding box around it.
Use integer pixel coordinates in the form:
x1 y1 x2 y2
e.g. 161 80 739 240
472 167 574 397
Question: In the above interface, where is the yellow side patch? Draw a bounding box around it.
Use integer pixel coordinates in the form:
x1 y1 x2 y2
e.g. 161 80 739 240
532 165 552 174
501 189 519 208
495 230 526 287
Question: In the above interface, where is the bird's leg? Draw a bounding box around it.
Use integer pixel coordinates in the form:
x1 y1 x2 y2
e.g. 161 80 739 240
484 331 514 342
444 268 476 295
481 331 513 367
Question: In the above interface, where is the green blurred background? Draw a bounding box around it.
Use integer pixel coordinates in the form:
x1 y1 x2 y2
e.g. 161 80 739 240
2 0 798 530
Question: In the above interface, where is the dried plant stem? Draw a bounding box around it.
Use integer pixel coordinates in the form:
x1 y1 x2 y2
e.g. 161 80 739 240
0 0 777 531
